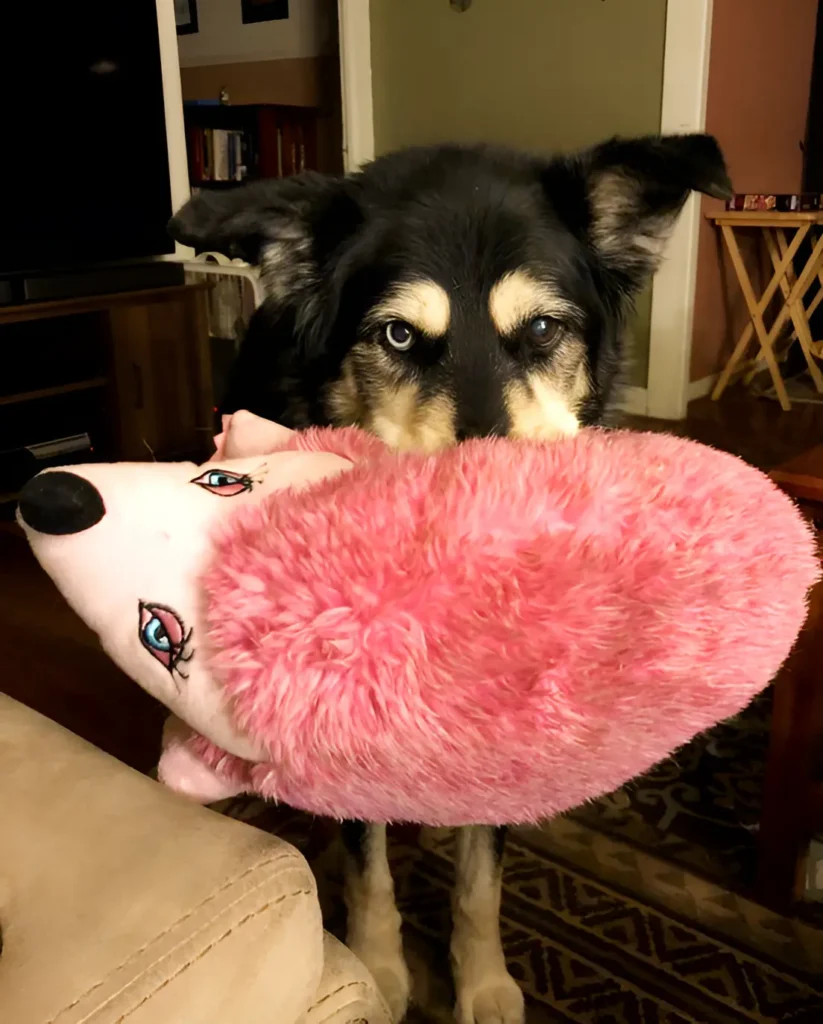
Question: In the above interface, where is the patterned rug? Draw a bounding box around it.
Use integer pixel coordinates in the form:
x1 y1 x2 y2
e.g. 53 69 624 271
570 692 773 898
569 688 823 931
219 798 823 1022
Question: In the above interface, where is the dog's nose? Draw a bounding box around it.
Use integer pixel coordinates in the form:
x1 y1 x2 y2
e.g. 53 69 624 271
18 471 105 535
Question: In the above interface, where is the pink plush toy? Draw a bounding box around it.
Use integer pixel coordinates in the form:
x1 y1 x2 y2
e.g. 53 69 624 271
18 412 817 826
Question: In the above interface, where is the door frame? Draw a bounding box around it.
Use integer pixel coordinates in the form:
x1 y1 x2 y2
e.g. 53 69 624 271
338 0 375 172
337 0 715 419
156 0 194 257
646 0 715 419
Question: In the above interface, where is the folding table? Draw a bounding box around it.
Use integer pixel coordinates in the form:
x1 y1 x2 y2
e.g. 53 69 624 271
709 211 823 410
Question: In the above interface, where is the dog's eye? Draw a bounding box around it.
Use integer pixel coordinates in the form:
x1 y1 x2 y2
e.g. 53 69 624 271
384 320 416 351
527 316 559 343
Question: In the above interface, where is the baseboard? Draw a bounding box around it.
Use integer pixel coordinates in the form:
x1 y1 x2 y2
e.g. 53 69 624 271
619 376 717 420
687 374 717 402
618 386 649 416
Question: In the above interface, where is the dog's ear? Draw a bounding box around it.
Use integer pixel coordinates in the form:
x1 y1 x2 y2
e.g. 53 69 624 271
168 173 364 352
168 172 361 264
542 133 732 294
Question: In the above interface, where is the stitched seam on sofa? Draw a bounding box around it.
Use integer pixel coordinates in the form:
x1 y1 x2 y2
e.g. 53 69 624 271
46 851 304 1022
93 874 311 1020
112 889 313 1024
309 980 373 1009
92 877 312 1020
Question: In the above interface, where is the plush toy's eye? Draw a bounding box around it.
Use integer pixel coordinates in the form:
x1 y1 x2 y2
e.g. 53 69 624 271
190 468 254 496
384 320 416 351
139 601 193 680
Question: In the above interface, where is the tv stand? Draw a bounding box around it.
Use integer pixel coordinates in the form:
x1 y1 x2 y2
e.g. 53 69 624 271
1 259 185 307
0 282 215 514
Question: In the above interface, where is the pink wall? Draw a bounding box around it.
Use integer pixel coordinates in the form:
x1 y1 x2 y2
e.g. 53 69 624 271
690 0 818 383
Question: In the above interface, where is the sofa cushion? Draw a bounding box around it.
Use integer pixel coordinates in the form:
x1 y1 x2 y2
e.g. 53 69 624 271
0 695 323 1024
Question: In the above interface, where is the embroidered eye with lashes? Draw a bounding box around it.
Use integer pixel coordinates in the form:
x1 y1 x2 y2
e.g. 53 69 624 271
138 601 193 683
190 468 254 496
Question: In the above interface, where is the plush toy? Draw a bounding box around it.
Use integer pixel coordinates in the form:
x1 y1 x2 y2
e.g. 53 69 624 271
18 412 818 826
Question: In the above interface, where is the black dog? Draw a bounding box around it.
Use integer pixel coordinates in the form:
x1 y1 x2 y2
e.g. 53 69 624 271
169 133 731 1023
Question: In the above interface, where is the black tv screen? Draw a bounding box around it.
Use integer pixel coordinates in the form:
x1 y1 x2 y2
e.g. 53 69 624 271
1 2 174 275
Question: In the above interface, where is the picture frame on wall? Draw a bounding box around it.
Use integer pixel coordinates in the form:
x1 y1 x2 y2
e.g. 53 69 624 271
241 0 289 25
175 0 199 35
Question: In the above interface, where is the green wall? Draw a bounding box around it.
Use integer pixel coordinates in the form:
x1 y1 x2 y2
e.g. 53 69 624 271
369 0 667 387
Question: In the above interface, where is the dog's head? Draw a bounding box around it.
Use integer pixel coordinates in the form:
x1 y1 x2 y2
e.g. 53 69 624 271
170 135 730 447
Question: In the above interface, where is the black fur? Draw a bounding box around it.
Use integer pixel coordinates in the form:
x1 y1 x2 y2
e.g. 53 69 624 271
169 134 731 438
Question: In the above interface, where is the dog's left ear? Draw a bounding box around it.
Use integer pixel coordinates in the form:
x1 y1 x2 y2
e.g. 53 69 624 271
543 133 732 292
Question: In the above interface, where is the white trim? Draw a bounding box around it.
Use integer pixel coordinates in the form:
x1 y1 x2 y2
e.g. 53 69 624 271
156 0 194 258
646 0 714 421
338 0 375 172
184 253 265 307
687 373 718 402
618 386 649 417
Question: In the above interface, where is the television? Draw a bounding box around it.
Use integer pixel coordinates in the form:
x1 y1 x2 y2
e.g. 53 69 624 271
0 1 185 303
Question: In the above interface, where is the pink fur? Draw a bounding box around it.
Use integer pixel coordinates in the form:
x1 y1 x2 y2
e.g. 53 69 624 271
194 429 816 826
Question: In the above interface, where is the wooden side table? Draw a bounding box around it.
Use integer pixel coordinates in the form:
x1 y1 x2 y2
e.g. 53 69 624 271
709 211 823 411
758 448 823 909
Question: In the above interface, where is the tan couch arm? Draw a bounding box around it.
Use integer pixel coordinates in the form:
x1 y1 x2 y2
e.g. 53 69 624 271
301 935 392 1024
0 694 323 1024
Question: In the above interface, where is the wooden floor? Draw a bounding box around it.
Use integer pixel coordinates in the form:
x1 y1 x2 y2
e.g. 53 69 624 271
0 525 166 772
619 383 823 472
2 383 822 773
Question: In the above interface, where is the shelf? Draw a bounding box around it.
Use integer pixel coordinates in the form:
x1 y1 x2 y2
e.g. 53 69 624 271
0 377 109 408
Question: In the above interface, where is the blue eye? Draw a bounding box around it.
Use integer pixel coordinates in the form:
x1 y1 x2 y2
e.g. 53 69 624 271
138 601 193 680
143 615 171 652
190 468 254 496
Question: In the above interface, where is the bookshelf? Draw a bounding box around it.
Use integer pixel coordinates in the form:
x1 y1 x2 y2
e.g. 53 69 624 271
184 102 319 189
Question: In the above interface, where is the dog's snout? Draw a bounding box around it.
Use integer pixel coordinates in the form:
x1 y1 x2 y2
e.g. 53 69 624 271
18 471 105 536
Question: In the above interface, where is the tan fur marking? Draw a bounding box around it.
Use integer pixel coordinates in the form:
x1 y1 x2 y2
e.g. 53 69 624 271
326 355 363 426
589 171 673 264
370 384 456 452
488 271 579 336
505 372 581 440
369 279 451 337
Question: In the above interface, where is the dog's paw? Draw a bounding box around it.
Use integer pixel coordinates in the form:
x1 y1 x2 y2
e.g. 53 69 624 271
454 972 525 1024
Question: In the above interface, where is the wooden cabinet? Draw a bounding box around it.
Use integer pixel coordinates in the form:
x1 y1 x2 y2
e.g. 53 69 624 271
106 284 214 459
0 283 215 512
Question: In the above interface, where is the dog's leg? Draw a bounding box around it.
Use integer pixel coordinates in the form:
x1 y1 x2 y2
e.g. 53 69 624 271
342 820 410 1022
451 825 524 1024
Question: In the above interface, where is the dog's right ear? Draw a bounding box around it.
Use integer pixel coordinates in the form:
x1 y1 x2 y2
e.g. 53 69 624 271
168 172 362 266
168 173 364 352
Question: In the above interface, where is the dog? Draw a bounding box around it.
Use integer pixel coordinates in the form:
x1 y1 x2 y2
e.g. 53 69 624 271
169 133 731 1024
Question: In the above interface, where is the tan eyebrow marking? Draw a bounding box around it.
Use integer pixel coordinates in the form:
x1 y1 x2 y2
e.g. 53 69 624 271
489 270 580 335
367 279 451 337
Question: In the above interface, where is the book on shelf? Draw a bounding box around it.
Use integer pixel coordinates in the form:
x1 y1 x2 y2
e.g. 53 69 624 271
187 127 249 184
213 129 230 181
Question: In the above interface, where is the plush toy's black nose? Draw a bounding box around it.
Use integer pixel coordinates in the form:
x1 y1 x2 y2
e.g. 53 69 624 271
18 471 105 536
